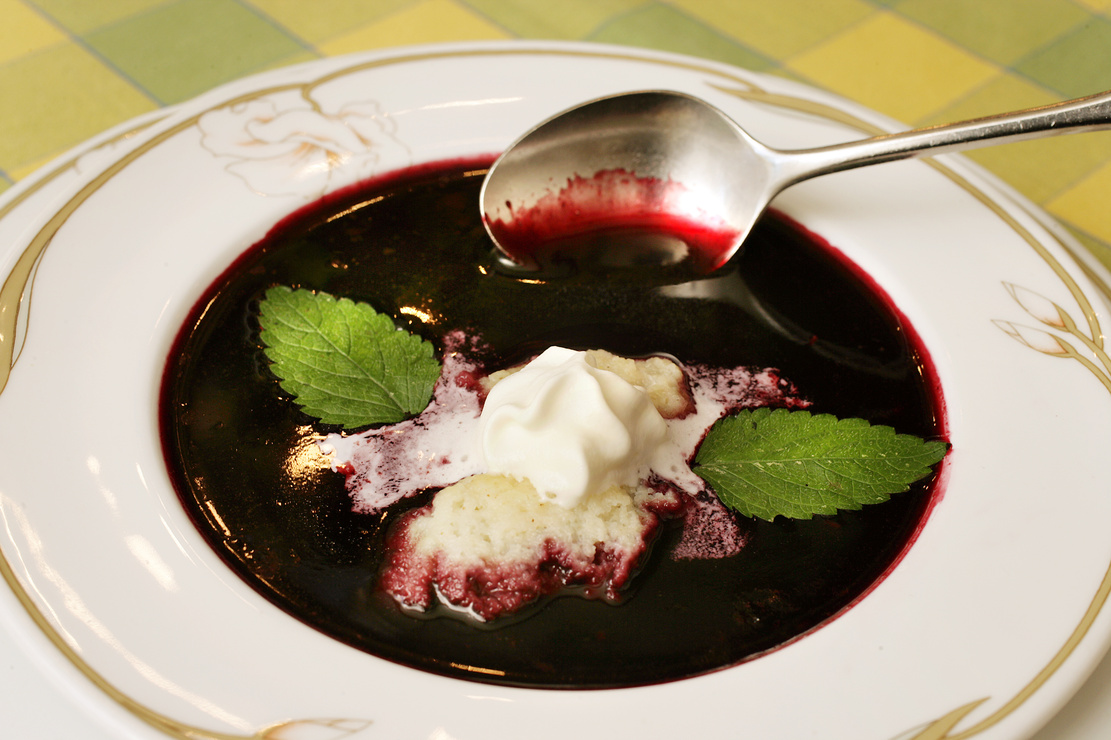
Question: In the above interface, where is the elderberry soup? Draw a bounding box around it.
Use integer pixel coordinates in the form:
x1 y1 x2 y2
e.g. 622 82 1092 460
161 159 946 689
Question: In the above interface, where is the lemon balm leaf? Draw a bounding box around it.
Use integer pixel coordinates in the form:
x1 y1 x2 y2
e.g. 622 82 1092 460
693 408 947 521
259 286 440 427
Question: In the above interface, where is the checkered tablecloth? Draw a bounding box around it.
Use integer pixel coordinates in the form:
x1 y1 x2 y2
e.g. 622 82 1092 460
3 0 1111 263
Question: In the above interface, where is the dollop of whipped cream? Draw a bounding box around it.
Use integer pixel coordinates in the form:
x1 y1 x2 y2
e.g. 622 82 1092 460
479 346 676 508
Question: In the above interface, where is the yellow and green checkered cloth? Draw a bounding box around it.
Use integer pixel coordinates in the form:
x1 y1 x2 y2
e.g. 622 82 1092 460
4 0 1111 262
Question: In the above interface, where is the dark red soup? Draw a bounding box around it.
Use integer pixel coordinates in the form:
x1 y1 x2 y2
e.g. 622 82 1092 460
161 159 946 689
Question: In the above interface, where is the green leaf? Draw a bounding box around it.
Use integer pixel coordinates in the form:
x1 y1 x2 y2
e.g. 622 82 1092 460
693 408 947 521
259 286 440 427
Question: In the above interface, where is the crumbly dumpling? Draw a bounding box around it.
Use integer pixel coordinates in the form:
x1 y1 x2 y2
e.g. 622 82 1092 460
408 473 651 564
380 350 690 620
584 350 689 418
380 474 678 620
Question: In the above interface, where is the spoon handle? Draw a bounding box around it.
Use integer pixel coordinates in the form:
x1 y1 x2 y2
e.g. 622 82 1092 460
779 89 1111 185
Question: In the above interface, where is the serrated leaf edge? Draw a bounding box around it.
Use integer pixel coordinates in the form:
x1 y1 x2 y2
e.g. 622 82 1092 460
259 286 439 427
693 408 947 521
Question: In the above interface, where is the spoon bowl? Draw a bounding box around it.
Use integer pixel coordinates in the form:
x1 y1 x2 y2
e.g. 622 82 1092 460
480 92 771 270
481 89 1111 271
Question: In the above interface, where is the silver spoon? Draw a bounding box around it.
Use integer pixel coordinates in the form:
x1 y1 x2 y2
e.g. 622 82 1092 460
481 89 1111 271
